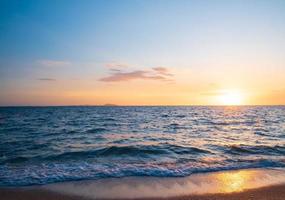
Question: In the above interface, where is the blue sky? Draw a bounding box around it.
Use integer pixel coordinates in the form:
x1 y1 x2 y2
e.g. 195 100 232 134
1 0 285 105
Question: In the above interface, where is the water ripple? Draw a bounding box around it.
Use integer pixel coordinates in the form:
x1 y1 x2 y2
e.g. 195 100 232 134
0 106 284 186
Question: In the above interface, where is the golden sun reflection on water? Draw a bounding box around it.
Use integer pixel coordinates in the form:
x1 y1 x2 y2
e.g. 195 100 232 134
45 169 285 199
215 170 257 193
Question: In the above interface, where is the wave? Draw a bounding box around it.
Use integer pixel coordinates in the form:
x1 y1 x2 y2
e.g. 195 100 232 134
48 144 210 159
1 106 285 187
1 158 284 187
225 144 285 155
1 144 212 164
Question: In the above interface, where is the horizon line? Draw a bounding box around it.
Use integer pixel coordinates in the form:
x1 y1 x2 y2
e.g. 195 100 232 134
1 104 285 107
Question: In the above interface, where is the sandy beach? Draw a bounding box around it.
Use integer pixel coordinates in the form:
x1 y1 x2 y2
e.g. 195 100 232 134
1 183 285 200
1 168 285 200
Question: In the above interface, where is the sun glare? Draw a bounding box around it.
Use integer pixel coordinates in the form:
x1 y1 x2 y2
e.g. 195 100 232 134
217 90 244 106
216 170 254 193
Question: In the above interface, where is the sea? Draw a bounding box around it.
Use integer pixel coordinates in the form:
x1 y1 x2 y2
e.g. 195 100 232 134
0 106 284 186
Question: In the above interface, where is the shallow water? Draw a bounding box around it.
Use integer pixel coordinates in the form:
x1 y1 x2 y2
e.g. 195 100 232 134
0 106 284 186
44 168 285 198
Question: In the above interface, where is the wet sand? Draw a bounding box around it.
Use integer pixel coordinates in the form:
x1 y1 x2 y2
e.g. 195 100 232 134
1 184 285 200
1 168 285 200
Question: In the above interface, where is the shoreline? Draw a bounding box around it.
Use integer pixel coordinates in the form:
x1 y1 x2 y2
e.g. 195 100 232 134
1 168 285 200
1 183 285 200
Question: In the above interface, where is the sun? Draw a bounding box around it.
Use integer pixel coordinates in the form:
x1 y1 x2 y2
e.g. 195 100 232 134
217 90 244 105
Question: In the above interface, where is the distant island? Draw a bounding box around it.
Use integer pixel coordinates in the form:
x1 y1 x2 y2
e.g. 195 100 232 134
103 104 118 106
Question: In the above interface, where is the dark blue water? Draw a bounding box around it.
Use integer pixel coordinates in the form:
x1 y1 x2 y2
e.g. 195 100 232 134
0 106 284 186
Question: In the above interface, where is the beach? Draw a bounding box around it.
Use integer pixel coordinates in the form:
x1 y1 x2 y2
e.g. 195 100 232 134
1 183 285 200
1 168 285 200
2 0 285 198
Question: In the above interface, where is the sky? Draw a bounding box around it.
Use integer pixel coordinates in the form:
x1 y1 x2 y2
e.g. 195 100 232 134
1 0 285 106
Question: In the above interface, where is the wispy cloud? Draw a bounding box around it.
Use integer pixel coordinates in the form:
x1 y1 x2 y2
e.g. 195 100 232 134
99 66 174 82
37 78 56 81
105 62 129 68
152 67 173 76
37 59 71 67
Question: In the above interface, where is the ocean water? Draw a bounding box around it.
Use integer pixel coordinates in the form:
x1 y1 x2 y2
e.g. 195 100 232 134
0 106 284 186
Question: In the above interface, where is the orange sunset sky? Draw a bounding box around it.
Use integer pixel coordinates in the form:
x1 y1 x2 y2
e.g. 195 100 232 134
1 0 285 106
